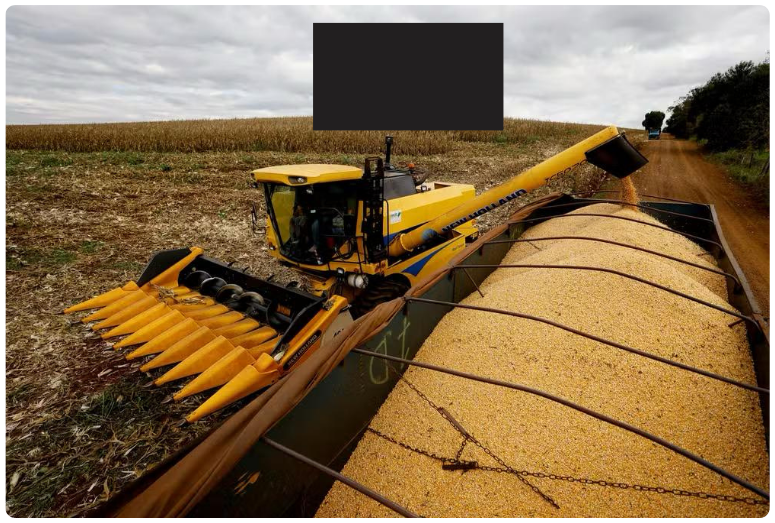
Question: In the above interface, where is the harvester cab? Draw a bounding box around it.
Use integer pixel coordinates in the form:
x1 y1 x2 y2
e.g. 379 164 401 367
65 126 647 422
253 135 478 315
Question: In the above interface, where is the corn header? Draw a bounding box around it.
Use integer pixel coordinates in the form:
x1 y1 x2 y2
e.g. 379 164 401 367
65 248 350 422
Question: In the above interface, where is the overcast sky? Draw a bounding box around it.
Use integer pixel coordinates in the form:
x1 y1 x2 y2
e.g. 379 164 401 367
5 5 770 128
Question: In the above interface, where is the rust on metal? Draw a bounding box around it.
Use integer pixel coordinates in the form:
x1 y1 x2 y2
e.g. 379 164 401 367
541 199 715 224
484 236 740 286
403 296 767 394
454 264 755 328
510 214 723 250
260 436 419 518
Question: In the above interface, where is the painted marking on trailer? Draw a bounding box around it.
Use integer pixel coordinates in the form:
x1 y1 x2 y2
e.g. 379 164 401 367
234 471 261 496
368 316 411 385
369 334 391 385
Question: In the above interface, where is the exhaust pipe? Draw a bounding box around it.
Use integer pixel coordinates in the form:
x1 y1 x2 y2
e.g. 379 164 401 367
384 135 393 169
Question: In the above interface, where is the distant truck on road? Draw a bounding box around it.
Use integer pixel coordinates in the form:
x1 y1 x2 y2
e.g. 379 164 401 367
648 128 661 140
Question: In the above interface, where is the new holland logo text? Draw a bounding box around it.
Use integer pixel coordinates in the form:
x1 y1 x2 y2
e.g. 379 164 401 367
284 330 321 370
544 160 586 183
441 188 527 232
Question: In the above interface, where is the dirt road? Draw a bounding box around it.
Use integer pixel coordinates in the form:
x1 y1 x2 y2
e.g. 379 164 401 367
632 137 769 316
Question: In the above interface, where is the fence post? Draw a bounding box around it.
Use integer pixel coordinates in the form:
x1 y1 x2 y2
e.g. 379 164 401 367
758 156 769 178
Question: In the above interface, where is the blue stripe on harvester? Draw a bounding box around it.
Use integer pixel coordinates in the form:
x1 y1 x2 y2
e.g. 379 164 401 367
401 245 447 277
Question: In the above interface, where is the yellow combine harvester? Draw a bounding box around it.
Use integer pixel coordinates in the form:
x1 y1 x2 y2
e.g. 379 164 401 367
65 126 647 422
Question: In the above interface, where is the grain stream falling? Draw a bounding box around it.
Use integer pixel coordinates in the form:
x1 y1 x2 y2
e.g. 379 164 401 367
620 175 640 210
316 203 768 518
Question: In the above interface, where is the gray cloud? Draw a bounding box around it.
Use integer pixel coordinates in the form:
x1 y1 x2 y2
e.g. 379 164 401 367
6 5 769 128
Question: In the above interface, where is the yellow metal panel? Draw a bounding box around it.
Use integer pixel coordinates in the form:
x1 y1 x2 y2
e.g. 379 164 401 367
383 182 475 238
252 164 362 185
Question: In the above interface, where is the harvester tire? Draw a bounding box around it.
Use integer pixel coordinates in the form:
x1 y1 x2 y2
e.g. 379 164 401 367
351 277 410 318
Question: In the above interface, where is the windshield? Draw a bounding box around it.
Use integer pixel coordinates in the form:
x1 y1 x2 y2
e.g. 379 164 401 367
265 182 360 265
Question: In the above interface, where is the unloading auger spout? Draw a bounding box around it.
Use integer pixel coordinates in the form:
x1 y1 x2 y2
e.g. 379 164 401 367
387 126 648 257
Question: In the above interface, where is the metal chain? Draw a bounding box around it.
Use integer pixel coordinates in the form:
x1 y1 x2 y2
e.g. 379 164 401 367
476 465 769 506
366 428 766 507
395 371 560 509
454 438 468 462
375 361 768 508
366 427 460 465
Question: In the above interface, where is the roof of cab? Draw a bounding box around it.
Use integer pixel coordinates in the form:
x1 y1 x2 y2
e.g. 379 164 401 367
252 164 363 185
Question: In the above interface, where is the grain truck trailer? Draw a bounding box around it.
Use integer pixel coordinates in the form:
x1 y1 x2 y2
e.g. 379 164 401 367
97 192 769 517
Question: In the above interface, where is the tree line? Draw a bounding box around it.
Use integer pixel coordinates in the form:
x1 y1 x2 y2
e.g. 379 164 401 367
664 58 769 151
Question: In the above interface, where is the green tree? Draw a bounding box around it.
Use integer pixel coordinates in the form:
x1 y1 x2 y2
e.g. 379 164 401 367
663 59 769 150
642 111 665 131
665 97 691 138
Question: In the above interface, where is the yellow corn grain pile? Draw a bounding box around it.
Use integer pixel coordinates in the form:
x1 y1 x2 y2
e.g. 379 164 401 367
317 203 768 517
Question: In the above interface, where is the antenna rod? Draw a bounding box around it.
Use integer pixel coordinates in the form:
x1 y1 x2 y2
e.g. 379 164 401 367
385 135 393 167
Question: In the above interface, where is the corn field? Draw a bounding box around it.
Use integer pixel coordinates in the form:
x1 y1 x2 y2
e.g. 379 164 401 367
6 116 607 154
